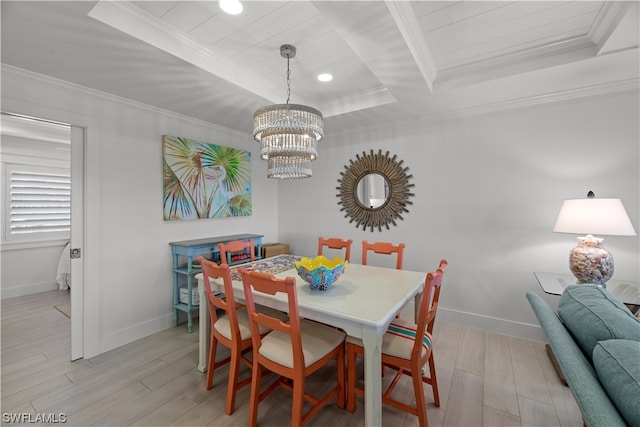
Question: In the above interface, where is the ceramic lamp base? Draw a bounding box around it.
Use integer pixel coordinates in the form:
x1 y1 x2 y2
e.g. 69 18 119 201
569 235 613 286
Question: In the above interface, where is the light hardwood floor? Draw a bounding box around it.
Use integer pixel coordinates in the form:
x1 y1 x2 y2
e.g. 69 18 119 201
1 290 582 426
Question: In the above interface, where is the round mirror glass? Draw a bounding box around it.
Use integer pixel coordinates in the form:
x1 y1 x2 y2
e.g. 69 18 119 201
356 173 389 209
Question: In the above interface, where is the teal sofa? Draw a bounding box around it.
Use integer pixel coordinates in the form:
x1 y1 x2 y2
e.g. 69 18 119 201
527 285 640 427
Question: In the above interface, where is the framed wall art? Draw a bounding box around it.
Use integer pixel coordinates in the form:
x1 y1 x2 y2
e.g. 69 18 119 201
163 135 252 220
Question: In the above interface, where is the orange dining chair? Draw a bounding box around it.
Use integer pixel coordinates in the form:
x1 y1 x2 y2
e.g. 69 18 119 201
218 239 255 265
241 270 346 427
362 240 406 321
361 240 405 270
346 259 448 426
198 256 286 415
318 237 353 262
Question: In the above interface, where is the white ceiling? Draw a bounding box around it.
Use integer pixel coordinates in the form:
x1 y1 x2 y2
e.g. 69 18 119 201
1 1 638 136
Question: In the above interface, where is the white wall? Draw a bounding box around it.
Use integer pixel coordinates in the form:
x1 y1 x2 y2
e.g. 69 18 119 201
1 243 67 297
2 65 638 356
2 66 279 357
277 90 640 341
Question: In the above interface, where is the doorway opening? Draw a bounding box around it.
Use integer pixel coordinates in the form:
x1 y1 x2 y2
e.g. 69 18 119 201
0 111 84 360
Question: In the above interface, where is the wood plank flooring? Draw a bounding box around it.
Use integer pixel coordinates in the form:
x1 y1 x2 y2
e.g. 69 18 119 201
1 290 583 426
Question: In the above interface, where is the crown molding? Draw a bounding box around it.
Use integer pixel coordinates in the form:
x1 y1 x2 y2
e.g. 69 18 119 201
438 78 639 121
327 78 639 138
436 36 596 90
588 1 633 54
4 65 637 139
1 65 250 138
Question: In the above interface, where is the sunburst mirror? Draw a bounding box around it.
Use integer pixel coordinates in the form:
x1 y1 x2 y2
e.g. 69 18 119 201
337 150 414 231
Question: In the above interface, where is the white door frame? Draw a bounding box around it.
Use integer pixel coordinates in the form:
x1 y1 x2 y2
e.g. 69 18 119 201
2 96 102 359
70 125 84 360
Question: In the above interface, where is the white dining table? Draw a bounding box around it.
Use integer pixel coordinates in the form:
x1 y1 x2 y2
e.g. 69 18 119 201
195 255 427 427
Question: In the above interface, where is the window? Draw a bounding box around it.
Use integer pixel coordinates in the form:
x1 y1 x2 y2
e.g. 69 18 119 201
4 164 70 242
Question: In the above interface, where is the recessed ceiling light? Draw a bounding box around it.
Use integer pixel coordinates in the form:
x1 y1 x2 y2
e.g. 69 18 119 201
219 0 243 15
317 73 333 82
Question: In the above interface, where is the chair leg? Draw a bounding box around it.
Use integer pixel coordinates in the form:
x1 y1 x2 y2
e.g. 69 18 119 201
427 354 440 407
225 345 242 415
248 361 262 427
336 345 345 409
346 343 357 412
412 368 429 427
206 331 218 390
291 378 305 427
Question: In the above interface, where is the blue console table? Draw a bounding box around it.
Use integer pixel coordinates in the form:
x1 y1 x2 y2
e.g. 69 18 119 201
169 233 263 332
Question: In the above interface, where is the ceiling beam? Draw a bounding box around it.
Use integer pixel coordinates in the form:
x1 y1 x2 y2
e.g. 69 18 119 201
384 1 437 93
87 1 399 119
87 1 301 105
312 1 434 115
588 1 635 55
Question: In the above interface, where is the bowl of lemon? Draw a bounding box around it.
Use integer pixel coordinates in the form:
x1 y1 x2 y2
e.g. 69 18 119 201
294 255 347 291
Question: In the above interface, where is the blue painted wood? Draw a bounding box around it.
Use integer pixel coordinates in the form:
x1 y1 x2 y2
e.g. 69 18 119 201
169 234 263 333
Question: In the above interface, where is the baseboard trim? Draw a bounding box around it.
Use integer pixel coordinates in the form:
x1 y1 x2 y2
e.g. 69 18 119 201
437 307 545 342
98 306 546 357
398 302 545 342
99 313 176 355
1 281 58 299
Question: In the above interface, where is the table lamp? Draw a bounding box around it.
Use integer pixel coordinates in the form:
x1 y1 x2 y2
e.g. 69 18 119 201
553 191 636 286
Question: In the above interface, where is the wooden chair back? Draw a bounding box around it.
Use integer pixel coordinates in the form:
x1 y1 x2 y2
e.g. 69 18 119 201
218 239 255 265
412 263 446 362
198 256 241 342
241 269 346 426
361 240 405 269
240 270 302 365
426 259 447 335
318 237 353 262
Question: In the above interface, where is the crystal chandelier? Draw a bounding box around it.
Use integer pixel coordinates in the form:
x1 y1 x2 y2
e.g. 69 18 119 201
253 44 323 179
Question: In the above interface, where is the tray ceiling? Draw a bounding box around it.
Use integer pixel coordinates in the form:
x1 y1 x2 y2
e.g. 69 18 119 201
1 1 638 136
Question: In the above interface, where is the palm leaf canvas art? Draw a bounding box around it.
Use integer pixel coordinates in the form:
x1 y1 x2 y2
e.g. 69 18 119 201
163 135 252 220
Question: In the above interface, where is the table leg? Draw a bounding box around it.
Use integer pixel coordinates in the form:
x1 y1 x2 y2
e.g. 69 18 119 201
414 291 422 323
361 329 383 427
198 285 209 373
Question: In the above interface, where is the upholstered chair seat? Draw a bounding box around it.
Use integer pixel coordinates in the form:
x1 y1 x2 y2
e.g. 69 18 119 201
259 318 346 369
346 318 432 361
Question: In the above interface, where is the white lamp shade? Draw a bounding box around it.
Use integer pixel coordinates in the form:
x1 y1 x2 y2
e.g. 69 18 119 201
553 198 637 236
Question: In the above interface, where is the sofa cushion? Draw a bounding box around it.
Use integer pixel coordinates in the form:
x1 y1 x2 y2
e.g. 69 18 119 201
527 292 628 426
593 339 640 426
557 285 640 358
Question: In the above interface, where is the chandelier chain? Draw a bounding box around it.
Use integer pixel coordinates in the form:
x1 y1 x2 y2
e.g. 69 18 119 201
286 54 291 104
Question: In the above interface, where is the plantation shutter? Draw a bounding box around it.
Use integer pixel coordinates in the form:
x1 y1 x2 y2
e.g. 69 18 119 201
9 170 71 236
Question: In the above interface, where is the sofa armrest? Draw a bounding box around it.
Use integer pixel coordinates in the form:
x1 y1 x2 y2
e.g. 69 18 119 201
526 292 627 427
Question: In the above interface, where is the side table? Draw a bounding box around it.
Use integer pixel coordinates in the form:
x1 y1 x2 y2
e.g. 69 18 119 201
534 272 640 312
169 233 263 332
